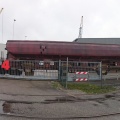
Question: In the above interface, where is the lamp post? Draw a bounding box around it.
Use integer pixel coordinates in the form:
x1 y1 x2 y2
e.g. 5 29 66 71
25 36 27 40
1 8 4 42
12 19 16 40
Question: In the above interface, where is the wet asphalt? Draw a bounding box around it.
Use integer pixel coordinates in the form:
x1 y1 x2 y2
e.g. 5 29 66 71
0 79 119 120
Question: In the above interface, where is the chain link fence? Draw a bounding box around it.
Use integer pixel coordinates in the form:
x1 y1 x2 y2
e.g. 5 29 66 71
59 61 102 88
59 60 120 88
0 60 59 80
0 59 120 87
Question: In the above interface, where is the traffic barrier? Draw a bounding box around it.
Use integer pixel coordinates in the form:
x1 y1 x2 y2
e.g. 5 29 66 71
75 71 88 82
75 78 88 82
75 72 88 74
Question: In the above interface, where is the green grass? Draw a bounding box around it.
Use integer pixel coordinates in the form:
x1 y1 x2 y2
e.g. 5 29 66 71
67 83 116 94
51 81 63 89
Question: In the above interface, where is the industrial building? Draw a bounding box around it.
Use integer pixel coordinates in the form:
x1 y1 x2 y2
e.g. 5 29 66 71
74 38 120 44
0 43 7 60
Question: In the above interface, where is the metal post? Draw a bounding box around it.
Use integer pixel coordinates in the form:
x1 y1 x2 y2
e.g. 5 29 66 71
87 71 89 83
58 60 61 81
66 57 68 89
100 62 102 88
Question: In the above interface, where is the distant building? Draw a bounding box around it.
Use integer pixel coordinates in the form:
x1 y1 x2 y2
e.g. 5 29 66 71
73 38 120 45
0 43 7 60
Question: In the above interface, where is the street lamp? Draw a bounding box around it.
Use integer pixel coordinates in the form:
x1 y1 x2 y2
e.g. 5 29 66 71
12 19 16 40
25 36 27 40
1 8 4 42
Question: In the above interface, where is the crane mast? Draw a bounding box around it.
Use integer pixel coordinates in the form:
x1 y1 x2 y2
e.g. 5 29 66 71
78 16 83 38
0 8 3 14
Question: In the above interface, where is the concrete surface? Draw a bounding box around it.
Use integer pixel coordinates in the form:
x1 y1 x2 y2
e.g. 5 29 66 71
0 79 119 120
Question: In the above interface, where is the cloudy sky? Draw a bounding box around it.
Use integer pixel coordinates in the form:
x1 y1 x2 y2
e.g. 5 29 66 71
0 0 120 43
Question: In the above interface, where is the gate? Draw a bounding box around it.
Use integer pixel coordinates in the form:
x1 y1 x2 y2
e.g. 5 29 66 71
67 61 101 81
0 60 59 80
59 61 68 87
60 61 102 87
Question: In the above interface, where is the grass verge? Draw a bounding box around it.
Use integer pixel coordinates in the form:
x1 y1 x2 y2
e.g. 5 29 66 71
51 81 63 89
67 83 116 94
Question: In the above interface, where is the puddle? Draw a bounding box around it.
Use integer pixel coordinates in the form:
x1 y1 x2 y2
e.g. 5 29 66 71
43 97 108 104
0 101 34 115
0 101 11 114
43 95 117 104
93 103 98 106
105 94 115 98
43 97 75 104
95 98 105 104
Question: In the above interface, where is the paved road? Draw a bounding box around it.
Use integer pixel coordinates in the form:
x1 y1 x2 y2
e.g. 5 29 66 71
0 79 119 119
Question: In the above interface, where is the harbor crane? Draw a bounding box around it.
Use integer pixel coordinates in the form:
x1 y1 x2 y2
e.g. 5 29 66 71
78 16 83 38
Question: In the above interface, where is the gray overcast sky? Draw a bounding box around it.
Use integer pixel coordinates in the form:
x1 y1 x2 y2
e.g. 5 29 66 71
0 0 120 43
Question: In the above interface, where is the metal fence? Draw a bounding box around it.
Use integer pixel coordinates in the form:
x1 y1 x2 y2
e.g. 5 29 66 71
1 59 120 87
0 60 59 80
59 61 120 87
0 60 102 80
101 62 120 86
59 61 102 88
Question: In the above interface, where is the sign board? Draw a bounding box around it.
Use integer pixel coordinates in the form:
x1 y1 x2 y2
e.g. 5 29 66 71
50 61 54 65
39 61 44 65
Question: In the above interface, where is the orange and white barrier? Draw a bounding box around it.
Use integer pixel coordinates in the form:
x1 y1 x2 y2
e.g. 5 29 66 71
75 71 88 82
75 72 88 74
75 78 88 82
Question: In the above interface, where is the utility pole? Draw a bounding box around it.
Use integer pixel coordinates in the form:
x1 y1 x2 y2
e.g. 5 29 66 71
78 16 83 38
0 8 4 42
